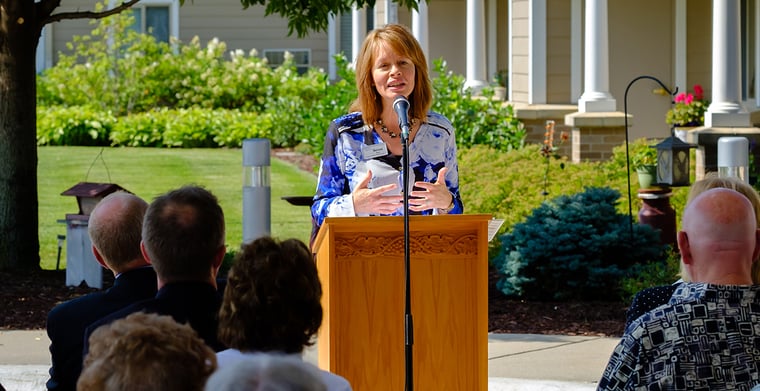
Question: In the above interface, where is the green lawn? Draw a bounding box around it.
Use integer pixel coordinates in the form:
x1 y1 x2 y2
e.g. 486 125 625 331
38 146 317 270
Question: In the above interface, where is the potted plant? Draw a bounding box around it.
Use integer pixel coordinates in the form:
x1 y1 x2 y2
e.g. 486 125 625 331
491 70 508 100
631 139 658 188
666 84 709 141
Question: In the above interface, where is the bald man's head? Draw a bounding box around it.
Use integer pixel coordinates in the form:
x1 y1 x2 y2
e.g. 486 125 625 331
679 188 759 284
88 192 149 273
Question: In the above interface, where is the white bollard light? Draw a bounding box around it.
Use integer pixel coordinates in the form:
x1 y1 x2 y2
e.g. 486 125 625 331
242 138 271 244
718 136 750 184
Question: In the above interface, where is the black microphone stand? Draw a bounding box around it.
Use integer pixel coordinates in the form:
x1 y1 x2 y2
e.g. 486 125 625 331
399 115 413 391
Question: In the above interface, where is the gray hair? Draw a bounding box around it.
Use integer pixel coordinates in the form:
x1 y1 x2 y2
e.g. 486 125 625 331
205 353 327 391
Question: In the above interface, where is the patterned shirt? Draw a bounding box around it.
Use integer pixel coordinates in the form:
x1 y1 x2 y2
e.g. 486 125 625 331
624 283 680 329
311 111 463 238
598 283 760 391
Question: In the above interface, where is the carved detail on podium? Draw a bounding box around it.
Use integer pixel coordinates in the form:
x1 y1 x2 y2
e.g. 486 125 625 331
335 233 478 258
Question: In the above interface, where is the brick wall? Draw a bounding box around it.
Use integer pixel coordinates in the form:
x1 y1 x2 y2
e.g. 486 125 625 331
515 104 627 163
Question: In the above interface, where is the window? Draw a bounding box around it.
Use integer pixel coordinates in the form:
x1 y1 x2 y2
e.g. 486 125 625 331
125 0 179 44
263 49 311 75
132 6 169 42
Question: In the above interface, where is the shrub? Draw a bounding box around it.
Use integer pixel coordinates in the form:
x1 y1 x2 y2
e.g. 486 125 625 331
294 55 357 155
494 187 669 301
431 59 526 152
36 8 291 115
36 5 176 114
458 145 628 232
109 110 169 147
618 249 682 302
108 108 265 148
37 106 115 146
36 12 527 156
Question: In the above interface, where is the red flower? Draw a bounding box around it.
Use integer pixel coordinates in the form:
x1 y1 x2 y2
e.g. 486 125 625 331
666 84 709 126
693 84 704 100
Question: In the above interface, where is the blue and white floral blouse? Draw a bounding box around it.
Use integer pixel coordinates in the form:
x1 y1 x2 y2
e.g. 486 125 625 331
311 111 463 239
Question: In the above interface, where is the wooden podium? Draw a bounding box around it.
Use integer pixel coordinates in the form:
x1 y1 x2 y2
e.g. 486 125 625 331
312 214 491 391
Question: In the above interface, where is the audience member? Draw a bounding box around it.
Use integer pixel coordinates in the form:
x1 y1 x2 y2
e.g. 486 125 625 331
85 185 227 353
216 236 351 390
624 175 760 328
205 353 326 391
46 191 156 391
598 188 760 390
78 312 216 391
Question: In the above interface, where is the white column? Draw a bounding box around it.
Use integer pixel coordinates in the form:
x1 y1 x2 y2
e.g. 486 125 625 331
508 0 513 101
35 26 48 73
327 14 338 81
706 0 745 126
577 0 616 112
412 1 429 62
385 0 398 24
674 0 687 94
352 7 367 65
487 0 497 81
570 0 581 103
755 0 760 108
529 0 546 104
464 0 488 91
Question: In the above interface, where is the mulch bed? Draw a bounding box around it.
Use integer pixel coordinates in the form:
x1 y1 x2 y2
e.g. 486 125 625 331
0 266 626 337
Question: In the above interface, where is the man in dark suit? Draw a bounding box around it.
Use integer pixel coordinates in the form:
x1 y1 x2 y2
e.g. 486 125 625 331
46 192 157 391
84 185 227 354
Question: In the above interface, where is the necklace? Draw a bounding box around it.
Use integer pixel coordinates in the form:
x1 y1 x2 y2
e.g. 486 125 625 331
375 118 418 139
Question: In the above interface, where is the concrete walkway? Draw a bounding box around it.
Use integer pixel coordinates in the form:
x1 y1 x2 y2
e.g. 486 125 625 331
0 330 619 390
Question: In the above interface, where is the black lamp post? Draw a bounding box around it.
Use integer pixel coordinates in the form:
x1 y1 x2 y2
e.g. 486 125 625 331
623 75 676 237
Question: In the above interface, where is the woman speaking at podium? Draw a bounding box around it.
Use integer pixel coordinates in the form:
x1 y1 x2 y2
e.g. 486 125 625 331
311 23 463 242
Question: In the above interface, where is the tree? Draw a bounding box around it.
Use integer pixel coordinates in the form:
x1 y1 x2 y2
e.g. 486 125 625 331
0 0 419 271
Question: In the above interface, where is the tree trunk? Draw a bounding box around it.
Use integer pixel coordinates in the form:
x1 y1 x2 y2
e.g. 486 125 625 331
0 3 42 270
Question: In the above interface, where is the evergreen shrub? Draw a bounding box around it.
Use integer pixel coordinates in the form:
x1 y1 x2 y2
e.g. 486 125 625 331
494 187 668 301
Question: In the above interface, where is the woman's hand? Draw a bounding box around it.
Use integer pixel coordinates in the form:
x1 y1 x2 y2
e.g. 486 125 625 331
409 167 453 212
352 170 404 214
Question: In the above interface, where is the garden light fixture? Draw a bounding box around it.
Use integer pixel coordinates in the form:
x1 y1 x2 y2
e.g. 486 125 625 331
654 136 696 187
623 75 676 237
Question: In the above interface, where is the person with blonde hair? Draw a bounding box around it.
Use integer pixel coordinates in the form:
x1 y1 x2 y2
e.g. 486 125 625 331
78 312 217 391
311 23 462 243
624 175 760 328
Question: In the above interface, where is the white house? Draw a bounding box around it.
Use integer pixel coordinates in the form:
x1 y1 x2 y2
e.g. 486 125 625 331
39 0 760 173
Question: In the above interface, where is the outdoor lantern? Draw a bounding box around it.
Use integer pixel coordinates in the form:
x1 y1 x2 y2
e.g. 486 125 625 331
718 136 750 184
654 136 696 187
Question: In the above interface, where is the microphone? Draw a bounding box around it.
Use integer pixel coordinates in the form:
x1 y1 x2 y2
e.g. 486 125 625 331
393 95 411 140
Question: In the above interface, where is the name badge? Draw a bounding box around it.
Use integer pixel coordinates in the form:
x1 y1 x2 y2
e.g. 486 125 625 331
362 143 388 159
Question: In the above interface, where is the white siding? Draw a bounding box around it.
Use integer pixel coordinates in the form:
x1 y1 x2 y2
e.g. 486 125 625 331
47 0 330 70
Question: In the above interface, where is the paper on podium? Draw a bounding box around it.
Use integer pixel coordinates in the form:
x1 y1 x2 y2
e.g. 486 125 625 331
488 218 505 241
